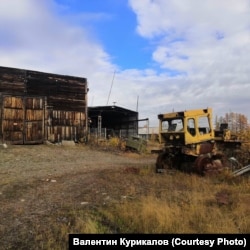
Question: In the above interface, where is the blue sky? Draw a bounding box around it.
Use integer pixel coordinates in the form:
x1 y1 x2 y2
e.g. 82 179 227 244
55 0 154 70
0 0 250 126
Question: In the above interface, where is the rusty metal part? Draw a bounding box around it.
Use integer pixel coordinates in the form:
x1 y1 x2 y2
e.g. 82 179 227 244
155 152 173 172
194 155 224 175
199 142 214 154
232 165 250 177
193 155 211 175
156 151 225 175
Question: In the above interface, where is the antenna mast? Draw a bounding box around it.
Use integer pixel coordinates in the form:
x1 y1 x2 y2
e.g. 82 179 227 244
136 95 139 112
106 70 116 105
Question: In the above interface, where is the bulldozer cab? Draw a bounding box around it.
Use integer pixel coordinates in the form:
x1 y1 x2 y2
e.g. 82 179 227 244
158 108 214 146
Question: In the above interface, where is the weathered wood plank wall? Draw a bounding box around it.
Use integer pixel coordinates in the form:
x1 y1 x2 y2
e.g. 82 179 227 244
0 66 88 144
0 67 26 94
1 95 44 144
26 70 87 111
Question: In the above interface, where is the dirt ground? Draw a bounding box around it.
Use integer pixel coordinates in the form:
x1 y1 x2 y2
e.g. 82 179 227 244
1 141 249 249
0 142 156 183
0 143 157 247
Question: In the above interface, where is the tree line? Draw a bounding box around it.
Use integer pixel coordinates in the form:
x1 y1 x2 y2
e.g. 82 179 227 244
215 112 250 140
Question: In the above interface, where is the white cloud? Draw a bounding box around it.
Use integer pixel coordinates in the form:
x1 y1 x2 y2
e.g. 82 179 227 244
0 0 250 127
129 0 250 37
0 0 114 73
128 0 250 123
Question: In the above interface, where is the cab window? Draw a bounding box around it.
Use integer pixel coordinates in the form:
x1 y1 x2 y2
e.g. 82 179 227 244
187 118 195 136
198 116 210 134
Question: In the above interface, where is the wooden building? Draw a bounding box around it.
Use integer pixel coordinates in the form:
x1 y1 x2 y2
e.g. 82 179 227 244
0 66 88 144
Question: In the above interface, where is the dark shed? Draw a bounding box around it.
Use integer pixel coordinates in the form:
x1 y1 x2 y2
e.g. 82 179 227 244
0 66 88 144
88 105 139 138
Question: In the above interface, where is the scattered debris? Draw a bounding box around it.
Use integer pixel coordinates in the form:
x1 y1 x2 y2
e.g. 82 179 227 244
125 136 147 153
44 179 57 182
61 140 76 146
232 165 250 177
80 202 89 205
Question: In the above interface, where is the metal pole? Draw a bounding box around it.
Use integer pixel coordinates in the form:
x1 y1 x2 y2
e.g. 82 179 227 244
98 115 102 138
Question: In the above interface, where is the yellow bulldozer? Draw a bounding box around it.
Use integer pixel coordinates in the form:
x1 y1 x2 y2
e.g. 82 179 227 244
155 108 249 176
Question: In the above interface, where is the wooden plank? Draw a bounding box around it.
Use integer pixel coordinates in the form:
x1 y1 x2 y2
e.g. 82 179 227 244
0 67 26 94
25 110 43 121
25 121 43 142
3 96 23 108
24 97 44 144
3 108 23 120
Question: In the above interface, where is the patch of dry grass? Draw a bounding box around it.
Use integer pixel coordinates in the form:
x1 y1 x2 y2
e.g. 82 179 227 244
0 144 249 249
100 169 250 234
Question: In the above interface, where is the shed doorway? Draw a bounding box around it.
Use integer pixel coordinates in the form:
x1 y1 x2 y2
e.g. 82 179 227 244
1 95 44 144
